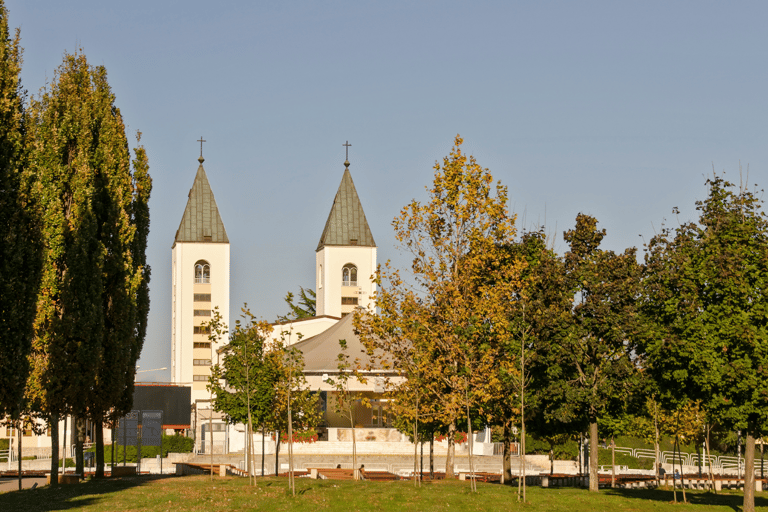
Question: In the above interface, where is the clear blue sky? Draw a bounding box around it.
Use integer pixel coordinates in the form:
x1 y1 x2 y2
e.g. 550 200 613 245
10 1 768 382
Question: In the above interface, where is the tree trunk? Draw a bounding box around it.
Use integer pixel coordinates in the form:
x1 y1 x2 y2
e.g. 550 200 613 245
412 423 418 486
75 416 85 476
466 396 475 492
287 390 294 496
351 404 357 482
744 432 755 512
445 422 456 478
429 436 434 480
589 421 598 492
62 414 67 471
17 422 22 491
274 431 280 477
705 425 717 493
261 425 265 477
95 416 104 478
521 421 526 501
611 438 615 488
50 414 59 487
654 408 660 486
502 423 512 482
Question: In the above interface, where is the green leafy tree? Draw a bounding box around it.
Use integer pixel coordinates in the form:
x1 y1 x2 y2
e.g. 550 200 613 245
535 214 641 492
270 330 319 493
278 287 316 321
26 49 150 481
487 229 565 497
641 174 768 512
0 0 40 423
208 306 277 485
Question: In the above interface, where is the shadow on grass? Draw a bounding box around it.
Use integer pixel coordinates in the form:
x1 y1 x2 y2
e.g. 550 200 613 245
603 487 768 511
0 475 176 512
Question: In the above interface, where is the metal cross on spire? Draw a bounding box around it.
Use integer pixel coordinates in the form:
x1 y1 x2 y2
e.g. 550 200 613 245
197 136 206 163
343 140 351 168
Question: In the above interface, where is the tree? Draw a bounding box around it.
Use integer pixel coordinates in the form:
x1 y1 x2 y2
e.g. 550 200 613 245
484 229 568 498
641 173 768 512
357 135 518 486
328 339 370 482
535 214 641 492
26 49 150 481
278 287 316 322
271 331 319 492
0 0 40 423
208 307 278 484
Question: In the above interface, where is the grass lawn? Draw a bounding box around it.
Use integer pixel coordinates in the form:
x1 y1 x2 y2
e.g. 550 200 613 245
1 475 765 512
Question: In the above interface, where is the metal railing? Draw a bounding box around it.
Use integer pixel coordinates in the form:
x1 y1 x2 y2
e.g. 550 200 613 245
611 445 765 475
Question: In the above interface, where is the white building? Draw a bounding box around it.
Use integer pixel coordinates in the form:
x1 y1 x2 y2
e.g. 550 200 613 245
171 154 230 404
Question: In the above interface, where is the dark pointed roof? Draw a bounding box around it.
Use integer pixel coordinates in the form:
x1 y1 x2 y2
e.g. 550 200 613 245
317 164 376 251
174 159 229 245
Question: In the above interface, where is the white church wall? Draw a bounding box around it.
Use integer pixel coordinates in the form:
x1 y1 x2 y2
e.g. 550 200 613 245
172 241 230 404
316 246 377 318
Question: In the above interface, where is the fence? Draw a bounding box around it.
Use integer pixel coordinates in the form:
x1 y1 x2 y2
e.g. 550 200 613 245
611 445 768 476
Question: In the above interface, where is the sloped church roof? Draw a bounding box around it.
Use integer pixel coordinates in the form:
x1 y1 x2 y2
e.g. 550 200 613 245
174 158 229 245
317 162 376 251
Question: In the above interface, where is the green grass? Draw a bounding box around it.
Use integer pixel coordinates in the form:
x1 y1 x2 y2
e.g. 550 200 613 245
2 475 766 511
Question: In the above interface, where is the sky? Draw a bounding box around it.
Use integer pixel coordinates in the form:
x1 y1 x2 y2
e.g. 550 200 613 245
9 1 768 382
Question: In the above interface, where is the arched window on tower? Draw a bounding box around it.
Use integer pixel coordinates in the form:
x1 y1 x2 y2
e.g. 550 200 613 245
195 261 211 284
342 263 357 287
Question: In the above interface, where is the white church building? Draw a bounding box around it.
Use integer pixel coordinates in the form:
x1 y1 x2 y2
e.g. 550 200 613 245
170 151 416 454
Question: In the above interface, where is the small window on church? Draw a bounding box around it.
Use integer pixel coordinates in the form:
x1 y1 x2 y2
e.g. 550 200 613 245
341 297 358 305
195 261 210 284
194 326 211 335
342 264 357 286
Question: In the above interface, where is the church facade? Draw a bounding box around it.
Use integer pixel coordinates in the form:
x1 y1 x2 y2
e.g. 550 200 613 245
171 150 390 451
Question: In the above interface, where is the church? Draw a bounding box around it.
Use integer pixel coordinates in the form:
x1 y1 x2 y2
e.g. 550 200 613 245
170 147 403 453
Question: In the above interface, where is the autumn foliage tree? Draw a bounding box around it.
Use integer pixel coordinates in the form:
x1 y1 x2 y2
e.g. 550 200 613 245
358 136 518 486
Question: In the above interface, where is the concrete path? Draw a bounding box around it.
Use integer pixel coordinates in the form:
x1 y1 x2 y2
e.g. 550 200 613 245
0 476 48 493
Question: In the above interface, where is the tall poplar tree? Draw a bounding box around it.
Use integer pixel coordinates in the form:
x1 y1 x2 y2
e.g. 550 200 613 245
642 174 768 512
0 0 40 421
27 50 150 481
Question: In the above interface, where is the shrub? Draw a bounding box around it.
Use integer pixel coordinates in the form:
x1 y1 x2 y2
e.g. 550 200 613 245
435 432 468 444
279 430 318 444
91 434 193 462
